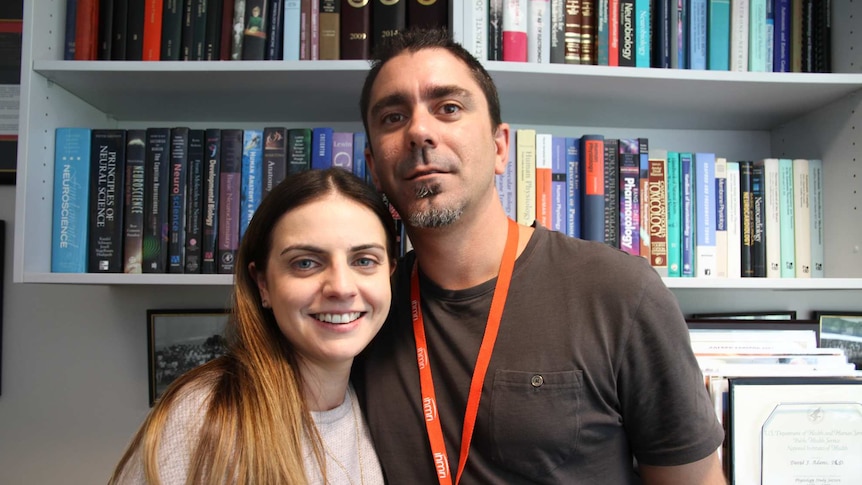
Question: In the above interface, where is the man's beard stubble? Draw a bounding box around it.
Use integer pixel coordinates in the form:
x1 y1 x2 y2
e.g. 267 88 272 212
407 181 462 228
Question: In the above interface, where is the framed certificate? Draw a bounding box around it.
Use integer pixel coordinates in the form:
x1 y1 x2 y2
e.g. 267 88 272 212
727 377 862 485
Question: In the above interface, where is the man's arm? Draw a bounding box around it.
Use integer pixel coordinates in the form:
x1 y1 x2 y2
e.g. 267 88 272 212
638 451 727 485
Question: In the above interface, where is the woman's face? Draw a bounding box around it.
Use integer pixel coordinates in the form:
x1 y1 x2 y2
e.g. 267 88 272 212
254 193 392 370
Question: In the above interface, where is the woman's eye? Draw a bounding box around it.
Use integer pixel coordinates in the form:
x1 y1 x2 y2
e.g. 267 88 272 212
292 259 318 271
354 257 377 268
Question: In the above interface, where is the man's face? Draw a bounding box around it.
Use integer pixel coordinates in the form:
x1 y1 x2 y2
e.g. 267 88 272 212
363 48 509 229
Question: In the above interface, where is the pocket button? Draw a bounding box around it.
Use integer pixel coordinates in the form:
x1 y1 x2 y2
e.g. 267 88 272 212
530 374 544 388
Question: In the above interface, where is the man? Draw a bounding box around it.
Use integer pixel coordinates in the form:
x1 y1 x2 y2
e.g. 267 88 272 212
355 28 725 484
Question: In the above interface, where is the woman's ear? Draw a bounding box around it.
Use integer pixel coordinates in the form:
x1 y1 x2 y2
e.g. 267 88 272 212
249 262 270 308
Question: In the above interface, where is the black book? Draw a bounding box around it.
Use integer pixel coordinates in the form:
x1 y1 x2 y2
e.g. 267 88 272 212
125 0 146 60
181 0 196 60
262 127 288 199
218 129 243 274
111 0 129 59
97 0 114 60
143 128 171 273
161 0 184 60
750 163 766 277
204 0 224 60
184 130 205 273
618 0 636 67
265 0 284 60
407 0 447 29
88 129 127 273
123 129 147 273
168 127 190 273
488 0 502 61
372 0 405 52
201 129 221 274
241 0 268 59
192 0 208 60
603 138 619 248
739 160 754 277
287 128 311 174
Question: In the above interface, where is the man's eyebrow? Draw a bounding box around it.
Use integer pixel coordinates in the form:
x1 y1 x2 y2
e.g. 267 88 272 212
369 92 411 121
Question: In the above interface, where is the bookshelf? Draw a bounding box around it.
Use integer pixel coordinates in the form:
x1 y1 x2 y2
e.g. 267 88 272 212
12 2 862 300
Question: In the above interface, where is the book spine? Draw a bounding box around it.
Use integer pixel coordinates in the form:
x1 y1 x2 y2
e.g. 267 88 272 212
111 0 130 59
680 152 694 277
331 131 354 172
739 160 754 276
240 129 263 241
168 127 190 274
65 0 79 60
231 0 246 60
52 128 92 273
608 0 619 65
219 0 235 60
759 158 781 277
143 0 164 60
193 0 209 60
808 159 824 277
652 0 671 67
488 0 504 60
550 0 566 63
596 0 609 65
765 0 774 71
638 137 650 259
528 0 551 63
695 152 717 277
714 157 728 278
311 127 333 170
161 0 184 60
773 0 790 71
126 0 147 60
497 136 518 220
503 0 529 62
749 162 766 276
707 0 730 70
143 128 171 273
580 134 605 243
748 0 767 71
647 151 668 276
184 129 205 274
352 131 367 182
204 0 224 60
98 0 115 60
463 0 488 60
792 158 811 277
241 0 268 60
340 0 371 60
262 127 288 199
565 136 581 238
516 128 537 225
603 138 620 248
618 0 635 66
778 158 795 277
666 151 681 276
88 129 127 273
535 132 553 227
265 0 284 59
75 0 100 60
551 136 567 234
618 139 639 256
218 129 244 274
580 0 594 64
287 128 312 174
407 0 448 29
201 128 221 274
725 160 741 278
180 0 196 59
634 0 649 67
283 0 302 60
670 0 681 68
688 0 707 69
729 0 749 71
319 0 340 60
372 0 405 52
123 130 147 274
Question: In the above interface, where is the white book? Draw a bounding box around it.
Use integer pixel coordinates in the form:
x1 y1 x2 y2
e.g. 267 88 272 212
714 157 728 277
725 161 742 278
778 158 796 277
757 158 781 277
283 0 302 61
516 128 537 225
729 0 749 71
793 158 811 278
809 159 824 277
463 0 489 61
528 0 551 63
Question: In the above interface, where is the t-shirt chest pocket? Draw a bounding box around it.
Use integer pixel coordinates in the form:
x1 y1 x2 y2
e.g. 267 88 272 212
489 369 583 478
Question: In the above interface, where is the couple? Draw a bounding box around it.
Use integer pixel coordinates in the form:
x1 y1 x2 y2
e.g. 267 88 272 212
111 28 725 484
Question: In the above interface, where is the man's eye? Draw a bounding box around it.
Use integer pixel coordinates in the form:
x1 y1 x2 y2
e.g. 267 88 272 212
440 104 460 115
382 113 405 124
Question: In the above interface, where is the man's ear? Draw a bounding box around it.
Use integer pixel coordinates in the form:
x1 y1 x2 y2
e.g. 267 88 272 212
493 123 511 175
364 145 383 191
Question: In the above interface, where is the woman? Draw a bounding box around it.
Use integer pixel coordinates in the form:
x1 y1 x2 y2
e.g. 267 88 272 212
110 168 395 484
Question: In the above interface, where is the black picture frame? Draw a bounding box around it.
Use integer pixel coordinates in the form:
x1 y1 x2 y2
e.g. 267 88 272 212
689 310 797 321
813 311 862 371
0 220 5 395
147 309 229 406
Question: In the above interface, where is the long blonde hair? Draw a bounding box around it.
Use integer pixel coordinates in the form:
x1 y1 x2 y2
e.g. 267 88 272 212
110 168 397 484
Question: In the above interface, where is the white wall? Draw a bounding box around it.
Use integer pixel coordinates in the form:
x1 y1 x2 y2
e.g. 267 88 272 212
0 184 231 485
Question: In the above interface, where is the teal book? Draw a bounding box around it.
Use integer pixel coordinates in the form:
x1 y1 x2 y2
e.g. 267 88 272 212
680 152 695 277
748 0 767 71
666 151 682 277
778 158 795 277
688 0 707 69
707 0 730 70
240 129 263 241
809 159 824 277
51 128 92 273
634 0 650 67
596 0 609 65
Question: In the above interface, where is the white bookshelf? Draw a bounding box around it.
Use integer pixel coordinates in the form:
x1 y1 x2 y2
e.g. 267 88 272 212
13 1 862 316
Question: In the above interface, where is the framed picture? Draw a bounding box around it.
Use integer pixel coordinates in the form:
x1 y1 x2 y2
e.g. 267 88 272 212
0 220 5 395
727 377 862 484
813 312 862 371
687 319 821 352
689 311 797 321
147 309 229 406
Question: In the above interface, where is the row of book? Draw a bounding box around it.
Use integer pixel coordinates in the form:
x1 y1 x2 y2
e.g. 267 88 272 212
65 0 448 62
51 126 371 274
499 130 825 278
467 0 831 72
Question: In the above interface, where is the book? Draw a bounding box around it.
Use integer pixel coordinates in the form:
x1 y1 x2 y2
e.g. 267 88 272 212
283 0 301 60
729 0 748 71
110 0 130 60
318 0 339 59
340 0 370 59
528 0 551 63
311 127 333 170
240 129 263 241
638 137 650 260
565 136 581 238
219 0 236 59
123 130 147 274
88 129 127 273
725 160 741 278
651 0 671 67
64 0 79 60
516 128 537 225
265 0 284 60
792 158 811 277
161 0 184 60
230 0 246 59
809 159 824 277
497 134 518 220
647 150 668 276
51 128 92 273
666 151 681 276
687 0 707 69
287 128 312 174
563 0 582 64
407 0 448 29
143 0 165 60
331 131 353 172
603 138 619 248
143 128 171 273
580 0 594 64
778 158 795 277
618 139 639 256
503 0 528 62
488 0 503 60
633 0 649 67
204 0 224 59
739 160 754 277
535 132 553 227
608 0 620 65
218 129 244 274
201 128 221 274
352 131 367 182
670 0 682 68
167 127 190 274
707 0 729 70
550 136 567 234
680 152 695 277
773 0 790 71
262 127 288 199
748 0 767 71
550 0 566 63
714 157 728 278
372 0 405 52
464 0 489 60
596 0 610 65
74 0 99 60
757 158 781 277
241 0 268 59
184 129 205 274
580 134 604 243
618 0 635 66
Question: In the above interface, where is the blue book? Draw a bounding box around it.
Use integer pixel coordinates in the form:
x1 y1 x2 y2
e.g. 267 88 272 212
748 0 767 71
687 0 707 69
283 0 302 60
666 151 682 277
694 152 716 277
551 136 567 235
312 127 334 170
773 0 791 71
580 134 605 243
680 152 695 277
707 0 730 70
64 0 78 60
332 132 354 172
597 0 609 65
240 129 263 240
635 0 651 67
51 128 91 273
565 137 581 238
352 132 367 182
653 0 672 68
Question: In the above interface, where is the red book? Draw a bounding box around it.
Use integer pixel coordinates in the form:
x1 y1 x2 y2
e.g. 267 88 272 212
220 0 236 60
74 0 100 60
142 0 164 60
502 0 528 62
608 0 620 66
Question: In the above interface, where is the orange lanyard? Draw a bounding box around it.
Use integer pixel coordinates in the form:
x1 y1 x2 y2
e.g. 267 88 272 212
410 219 519 485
